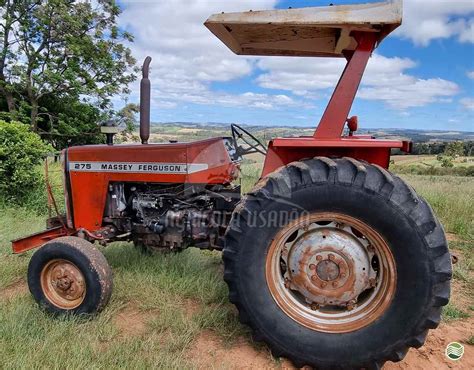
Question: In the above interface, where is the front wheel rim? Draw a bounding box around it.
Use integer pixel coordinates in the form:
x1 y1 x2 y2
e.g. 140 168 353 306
265 212 396 333
40 259 86 309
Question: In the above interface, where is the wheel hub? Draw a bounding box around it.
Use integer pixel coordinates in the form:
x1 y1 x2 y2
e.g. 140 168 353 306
40 259 86 308
266 212 396 333
315 259 339 281
286 224 374 307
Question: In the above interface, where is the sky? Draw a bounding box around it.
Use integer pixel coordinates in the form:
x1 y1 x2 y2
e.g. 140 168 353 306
116 0 474 132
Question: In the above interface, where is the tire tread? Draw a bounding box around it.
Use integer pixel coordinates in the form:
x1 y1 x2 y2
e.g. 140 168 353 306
224 157 451 369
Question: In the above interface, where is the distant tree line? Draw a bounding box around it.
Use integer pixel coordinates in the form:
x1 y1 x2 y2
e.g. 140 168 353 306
411 141 474 156
0 0 138 150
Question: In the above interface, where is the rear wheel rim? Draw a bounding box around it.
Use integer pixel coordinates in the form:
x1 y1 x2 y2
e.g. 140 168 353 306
265 212 396 333
40 259 86 309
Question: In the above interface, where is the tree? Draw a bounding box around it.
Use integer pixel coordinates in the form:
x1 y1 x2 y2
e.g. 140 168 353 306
439 156 454 168
436 141 465 168
38 94 107 149
0 0 137 131
444 141 464 158
115 102 139 142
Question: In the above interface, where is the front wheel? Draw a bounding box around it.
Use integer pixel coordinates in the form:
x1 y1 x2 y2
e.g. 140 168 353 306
224 157 451 369
28 236 113 315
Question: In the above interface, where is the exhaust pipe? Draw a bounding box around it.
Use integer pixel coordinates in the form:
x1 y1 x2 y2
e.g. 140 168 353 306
140 56 152 144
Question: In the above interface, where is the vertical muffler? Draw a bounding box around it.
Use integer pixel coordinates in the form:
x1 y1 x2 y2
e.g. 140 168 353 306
140 56 152 144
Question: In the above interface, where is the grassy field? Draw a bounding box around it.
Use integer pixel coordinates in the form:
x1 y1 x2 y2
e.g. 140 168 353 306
0 208 247 368
391 155 474 177
0 159 473 368
392 155 474 167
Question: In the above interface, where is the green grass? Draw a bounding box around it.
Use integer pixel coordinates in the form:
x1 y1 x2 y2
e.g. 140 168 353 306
442 303 470 321
0 208 44 289
0 209 248 368
240 162 263 193
399 175 474 240
391 155 474 176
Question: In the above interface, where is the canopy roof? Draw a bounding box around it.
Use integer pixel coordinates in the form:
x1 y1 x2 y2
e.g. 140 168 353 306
204 0 402 57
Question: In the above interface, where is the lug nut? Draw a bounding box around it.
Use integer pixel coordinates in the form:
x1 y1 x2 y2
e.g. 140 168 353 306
332 281 338 287
310 303 319 311
316 255 323 261
309 263 316 270
346 299 357 311
328 254 335 260
320 282 327 288
340 273 346 278
311 275 318 282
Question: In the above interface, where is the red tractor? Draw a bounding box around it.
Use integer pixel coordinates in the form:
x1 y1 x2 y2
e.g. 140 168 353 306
13 1 451 368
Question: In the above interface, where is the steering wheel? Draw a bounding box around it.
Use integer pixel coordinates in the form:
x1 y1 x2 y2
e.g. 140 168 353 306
231 124 267 157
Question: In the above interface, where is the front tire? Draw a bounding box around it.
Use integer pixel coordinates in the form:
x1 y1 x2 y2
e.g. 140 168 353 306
28 236 113 315
224 157 451 369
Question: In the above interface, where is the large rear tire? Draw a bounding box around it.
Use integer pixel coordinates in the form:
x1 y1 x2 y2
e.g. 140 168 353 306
28 236 113 315
224 157 451 369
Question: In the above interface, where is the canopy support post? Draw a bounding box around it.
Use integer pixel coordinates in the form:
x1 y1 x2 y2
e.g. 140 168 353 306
313 32 377 138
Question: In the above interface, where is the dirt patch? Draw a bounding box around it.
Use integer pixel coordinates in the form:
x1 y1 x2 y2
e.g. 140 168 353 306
189 319 473 370
451 279 472 311
188 330 286 369
446 233 460 242
0 279 28 301
385 317 474 369
182 298 201 318
114 303 158 338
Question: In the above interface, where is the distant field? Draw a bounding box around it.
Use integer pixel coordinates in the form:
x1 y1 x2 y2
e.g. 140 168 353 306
147 122 474 143
393 155 474 168
149 124 314 144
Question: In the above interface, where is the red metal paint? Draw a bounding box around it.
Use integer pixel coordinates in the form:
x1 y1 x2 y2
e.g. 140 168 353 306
12 226 72 254
66 137 236 231
261 32 410 177
314 33 377 138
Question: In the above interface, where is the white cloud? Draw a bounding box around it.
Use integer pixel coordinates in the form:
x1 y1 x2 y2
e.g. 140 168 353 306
396 0 474 46
468 71 474 79
151 88 306 111
116 0 465 116
358 78 459 109
257 54 459 110
119 0 284 110
257 58 346 94
460 97 474 110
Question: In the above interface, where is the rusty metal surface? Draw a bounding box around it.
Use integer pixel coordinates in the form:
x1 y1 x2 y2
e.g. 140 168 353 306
40 259 86 309
205 0 402 57
265 212 397 333
285 224 374 307
314 32 376 138
11 226 72 254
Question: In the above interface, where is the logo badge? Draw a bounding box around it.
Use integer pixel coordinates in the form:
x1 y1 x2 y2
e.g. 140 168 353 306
445 342 464 361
